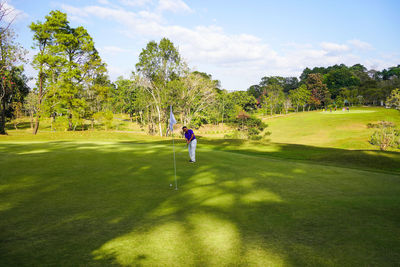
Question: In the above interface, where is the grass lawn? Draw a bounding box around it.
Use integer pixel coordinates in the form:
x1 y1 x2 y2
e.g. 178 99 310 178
1 107 400 266
265 107 400 150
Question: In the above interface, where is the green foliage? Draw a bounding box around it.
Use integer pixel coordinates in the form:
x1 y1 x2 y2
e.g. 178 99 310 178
30 10 109 134
369 121 400 151
53 116 69 131
94 111 114 130
0 25 28 134
135 38 184 136
229 111 268 139
306 73 330 108
227 91 257 113
324 67 360 98
289 84 310 112
386 88 400 109
334 95 345 108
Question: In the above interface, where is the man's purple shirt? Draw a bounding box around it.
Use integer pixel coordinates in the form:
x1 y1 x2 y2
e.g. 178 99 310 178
185 129 196 141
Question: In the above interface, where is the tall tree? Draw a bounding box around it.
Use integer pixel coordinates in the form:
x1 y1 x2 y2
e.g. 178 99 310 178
263 83 284 115
306 73 330 109
324 66 360 98
386 88 400 109
56 25 105 129
180 72 216 126
30 10 68 134
289 84 310 112
0 3 26 134
136 38 183 136
31 11 108 132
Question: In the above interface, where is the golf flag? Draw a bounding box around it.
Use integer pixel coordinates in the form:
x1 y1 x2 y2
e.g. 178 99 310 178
170 105 178 190
169 105 177 131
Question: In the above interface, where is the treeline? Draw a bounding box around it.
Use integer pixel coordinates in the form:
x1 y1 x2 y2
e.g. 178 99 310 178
247 64 400 114
0 7 399 136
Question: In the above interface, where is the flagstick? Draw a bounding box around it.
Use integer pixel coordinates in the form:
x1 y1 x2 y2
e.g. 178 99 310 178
172 130 178 190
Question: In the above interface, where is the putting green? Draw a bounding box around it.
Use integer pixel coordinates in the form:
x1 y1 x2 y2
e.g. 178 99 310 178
1 140 399 266
320 110 376 114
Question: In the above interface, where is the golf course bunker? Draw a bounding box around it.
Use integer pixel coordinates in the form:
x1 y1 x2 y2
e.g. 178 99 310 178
320 110 376 114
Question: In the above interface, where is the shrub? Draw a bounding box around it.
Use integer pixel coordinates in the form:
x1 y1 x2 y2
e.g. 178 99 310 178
229 111 268 140
369 121 400 151
53 116 69 132
94 111 114 130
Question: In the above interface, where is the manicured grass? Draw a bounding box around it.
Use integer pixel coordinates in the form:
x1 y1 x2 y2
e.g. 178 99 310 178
0 139 400 266
1 107 400 266
264 107 400 150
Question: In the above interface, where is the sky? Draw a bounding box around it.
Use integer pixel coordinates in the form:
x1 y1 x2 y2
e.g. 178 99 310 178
5 0 400 90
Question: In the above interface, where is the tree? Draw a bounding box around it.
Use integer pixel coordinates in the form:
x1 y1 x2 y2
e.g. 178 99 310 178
386 88 400 109
0 4 27 134
30 10 68 134
289 84 310 112
24 91 38 129
113 76 137 117
263 83 284 115
180 72 216 126
31 10 108 132
306 73 330 109
324 66 360 98
229 110 268 140
56 24 105 130
228 91 257 115
136 38 183 136
247 84 263 99
282 97 291 114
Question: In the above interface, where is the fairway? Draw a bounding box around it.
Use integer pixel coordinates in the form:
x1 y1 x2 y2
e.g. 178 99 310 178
1 139 400 266
266 107 400 150
320 110 376 114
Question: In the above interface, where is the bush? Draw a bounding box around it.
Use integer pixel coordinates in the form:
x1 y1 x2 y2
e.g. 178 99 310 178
53 116 69 132
369 121 400 151
367 121 395 129
94 111 114 130
228 112 268 140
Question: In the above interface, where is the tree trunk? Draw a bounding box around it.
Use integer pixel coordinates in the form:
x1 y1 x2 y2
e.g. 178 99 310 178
155 105 162 137
30 112 33 130
0 99 6 135
33 74 44 135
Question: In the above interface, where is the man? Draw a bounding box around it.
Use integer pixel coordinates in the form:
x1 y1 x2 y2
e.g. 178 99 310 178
182 126 197 163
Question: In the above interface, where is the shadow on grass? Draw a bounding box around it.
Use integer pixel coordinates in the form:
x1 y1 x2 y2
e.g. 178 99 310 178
119 137 400 174
5 122 32 131
0 141 399 266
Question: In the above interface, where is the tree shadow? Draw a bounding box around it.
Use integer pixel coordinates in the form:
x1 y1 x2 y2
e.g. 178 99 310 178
0 141 399 266
119 137 400 174
5 122 32 131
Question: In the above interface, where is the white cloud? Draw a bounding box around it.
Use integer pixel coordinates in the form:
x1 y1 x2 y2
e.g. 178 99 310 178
59 2 398 90
348 39 373 50
100 46 132 55
320 42 350 52
157 0 192 13
107 65 132 79
1 2 28 24
98 0 111 5
119 0 153 7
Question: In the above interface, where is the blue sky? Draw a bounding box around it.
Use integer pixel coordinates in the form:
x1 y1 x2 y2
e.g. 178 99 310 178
6 0 400 90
